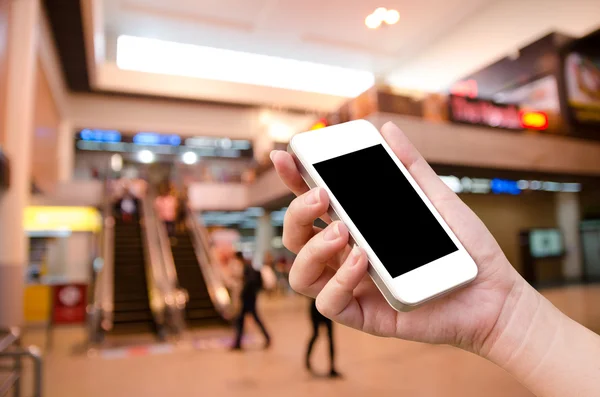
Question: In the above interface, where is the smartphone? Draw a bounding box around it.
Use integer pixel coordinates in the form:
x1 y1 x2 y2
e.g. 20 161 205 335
288 120 478 311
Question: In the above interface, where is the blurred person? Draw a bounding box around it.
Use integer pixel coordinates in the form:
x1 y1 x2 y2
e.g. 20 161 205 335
155 186 178 237
117 188 138 222
232 252 271 350
260 253 277 295
226 249 245 305
271 122 600 397
306 298 340 378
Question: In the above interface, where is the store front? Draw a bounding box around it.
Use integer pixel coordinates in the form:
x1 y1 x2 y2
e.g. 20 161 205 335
299 31 600 287
23 206 101 323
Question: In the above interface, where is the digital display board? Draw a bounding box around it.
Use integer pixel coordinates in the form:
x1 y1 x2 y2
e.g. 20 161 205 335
75 130 253 159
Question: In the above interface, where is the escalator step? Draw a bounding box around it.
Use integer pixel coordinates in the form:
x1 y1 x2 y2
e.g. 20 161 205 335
185 299 214 309
186 308 221 320
114 293 150 301
113 311 154 323
113 301 151 311
111 321 155 335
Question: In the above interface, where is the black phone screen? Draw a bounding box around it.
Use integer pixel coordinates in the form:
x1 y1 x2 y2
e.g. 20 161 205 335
313 144 457 278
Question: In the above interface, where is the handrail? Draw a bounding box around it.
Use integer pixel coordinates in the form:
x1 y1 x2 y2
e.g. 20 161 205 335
186 207 237 320
139 194 169 336
143 190 187 335
88 180 114 343
0 328 43 397
139 192 188 337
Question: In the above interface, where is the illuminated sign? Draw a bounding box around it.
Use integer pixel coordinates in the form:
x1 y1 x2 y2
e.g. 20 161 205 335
491 178 521 195
184 137 251 150
448 95 522 130
310 118 328 130
439 175 581 194
133 132 181 146
24 206 102 232
79 129 121 143
520 111 549 130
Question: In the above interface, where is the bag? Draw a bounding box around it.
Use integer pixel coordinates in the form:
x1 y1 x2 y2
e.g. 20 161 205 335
260 266 277 291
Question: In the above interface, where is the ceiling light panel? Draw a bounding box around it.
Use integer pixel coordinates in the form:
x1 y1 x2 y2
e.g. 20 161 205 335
116 35 375 97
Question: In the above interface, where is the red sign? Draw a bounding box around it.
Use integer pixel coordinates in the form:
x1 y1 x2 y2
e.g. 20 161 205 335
448 95 522 130
520 110 549 130
52 284 87 324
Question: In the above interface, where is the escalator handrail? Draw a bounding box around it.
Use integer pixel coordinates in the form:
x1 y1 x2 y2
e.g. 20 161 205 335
139 193 169 329
88 179 114 342
186 207 236 320
146 189 187 333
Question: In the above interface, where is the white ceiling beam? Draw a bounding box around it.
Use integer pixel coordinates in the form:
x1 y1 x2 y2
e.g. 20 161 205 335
80 0 105 89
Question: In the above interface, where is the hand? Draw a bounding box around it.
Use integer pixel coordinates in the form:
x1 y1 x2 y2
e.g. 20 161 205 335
271 122 525 355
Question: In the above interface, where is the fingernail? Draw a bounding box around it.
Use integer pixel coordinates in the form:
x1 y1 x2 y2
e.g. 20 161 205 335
269 150 278 162
324 222 342 241
348 245 362 267
304 188 321 205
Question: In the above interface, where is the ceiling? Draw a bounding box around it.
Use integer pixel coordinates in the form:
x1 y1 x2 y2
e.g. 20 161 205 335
44 0 600 110
102 0 496 73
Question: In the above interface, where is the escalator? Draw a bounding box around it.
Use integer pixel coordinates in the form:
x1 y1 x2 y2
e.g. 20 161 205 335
88 185 186 344
111 212 155 334
172 229 224 326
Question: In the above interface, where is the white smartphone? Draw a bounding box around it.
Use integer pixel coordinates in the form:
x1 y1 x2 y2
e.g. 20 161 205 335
288 120 478 311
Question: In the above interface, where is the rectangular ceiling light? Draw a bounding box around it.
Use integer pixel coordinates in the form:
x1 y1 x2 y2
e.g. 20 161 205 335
116 35 375 98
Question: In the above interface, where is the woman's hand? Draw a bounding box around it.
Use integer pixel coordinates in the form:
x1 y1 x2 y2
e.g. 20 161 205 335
271 122 524 355
272 122 600 397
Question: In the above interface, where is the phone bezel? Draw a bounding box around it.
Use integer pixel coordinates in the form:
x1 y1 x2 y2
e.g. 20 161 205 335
288 120 478 309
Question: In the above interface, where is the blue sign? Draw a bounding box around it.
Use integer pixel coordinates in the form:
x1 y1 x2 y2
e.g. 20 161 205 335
491 178 521 195
133 132 181 146
79 129 121 143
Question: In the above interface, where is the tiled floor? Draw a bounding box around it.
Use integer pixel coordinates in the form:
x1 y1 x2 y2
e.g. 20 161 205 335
19 285 600 397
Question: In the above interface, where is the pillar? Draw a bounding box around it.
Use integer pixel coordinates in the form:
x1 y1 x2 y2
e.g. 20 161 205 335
57 119 74 182
556 192 583 281
0 0 40 328
253 212 274 268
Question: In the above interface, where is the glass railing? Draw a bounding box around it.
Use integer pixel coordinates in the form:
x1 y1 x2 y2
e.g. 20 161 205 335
186 206 238 320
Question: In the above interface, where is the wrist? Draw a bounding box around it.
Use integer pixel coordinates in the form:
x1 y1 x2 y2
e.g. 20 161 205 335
480 276 565 381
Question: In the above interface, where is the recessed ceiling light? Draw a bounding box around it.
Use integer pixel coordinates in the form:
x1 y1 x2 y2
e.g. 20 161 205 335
365 7 400 29
373 7 388 19
365 13 382 29
137 149 154 164
182 151 198 165
384 9 400 25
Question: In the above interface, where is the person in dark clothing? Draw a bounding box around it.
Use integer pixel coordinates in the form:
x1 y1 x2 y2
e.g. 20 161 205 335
231 252 271 350
306 299 340 378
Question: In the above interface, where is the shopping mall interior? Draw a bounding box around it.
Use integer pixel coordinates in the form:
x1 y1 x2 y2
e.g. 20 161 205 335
1 0 600 396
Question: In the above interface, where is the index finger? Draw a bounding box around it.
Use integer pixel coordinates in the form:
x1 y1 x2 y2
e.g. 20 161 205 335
271 150 333 224
270 150 309 197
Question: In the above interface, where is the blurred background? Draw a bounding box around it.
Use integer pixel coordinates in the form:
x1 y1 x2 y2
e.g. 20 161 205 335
1 0 600 396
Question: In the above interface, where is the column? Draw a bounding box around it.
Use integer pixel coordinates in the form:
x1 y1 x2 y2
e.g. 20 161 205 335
556 192 583 281
57 119 74 183
0 0 40 328
253 211 274 268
